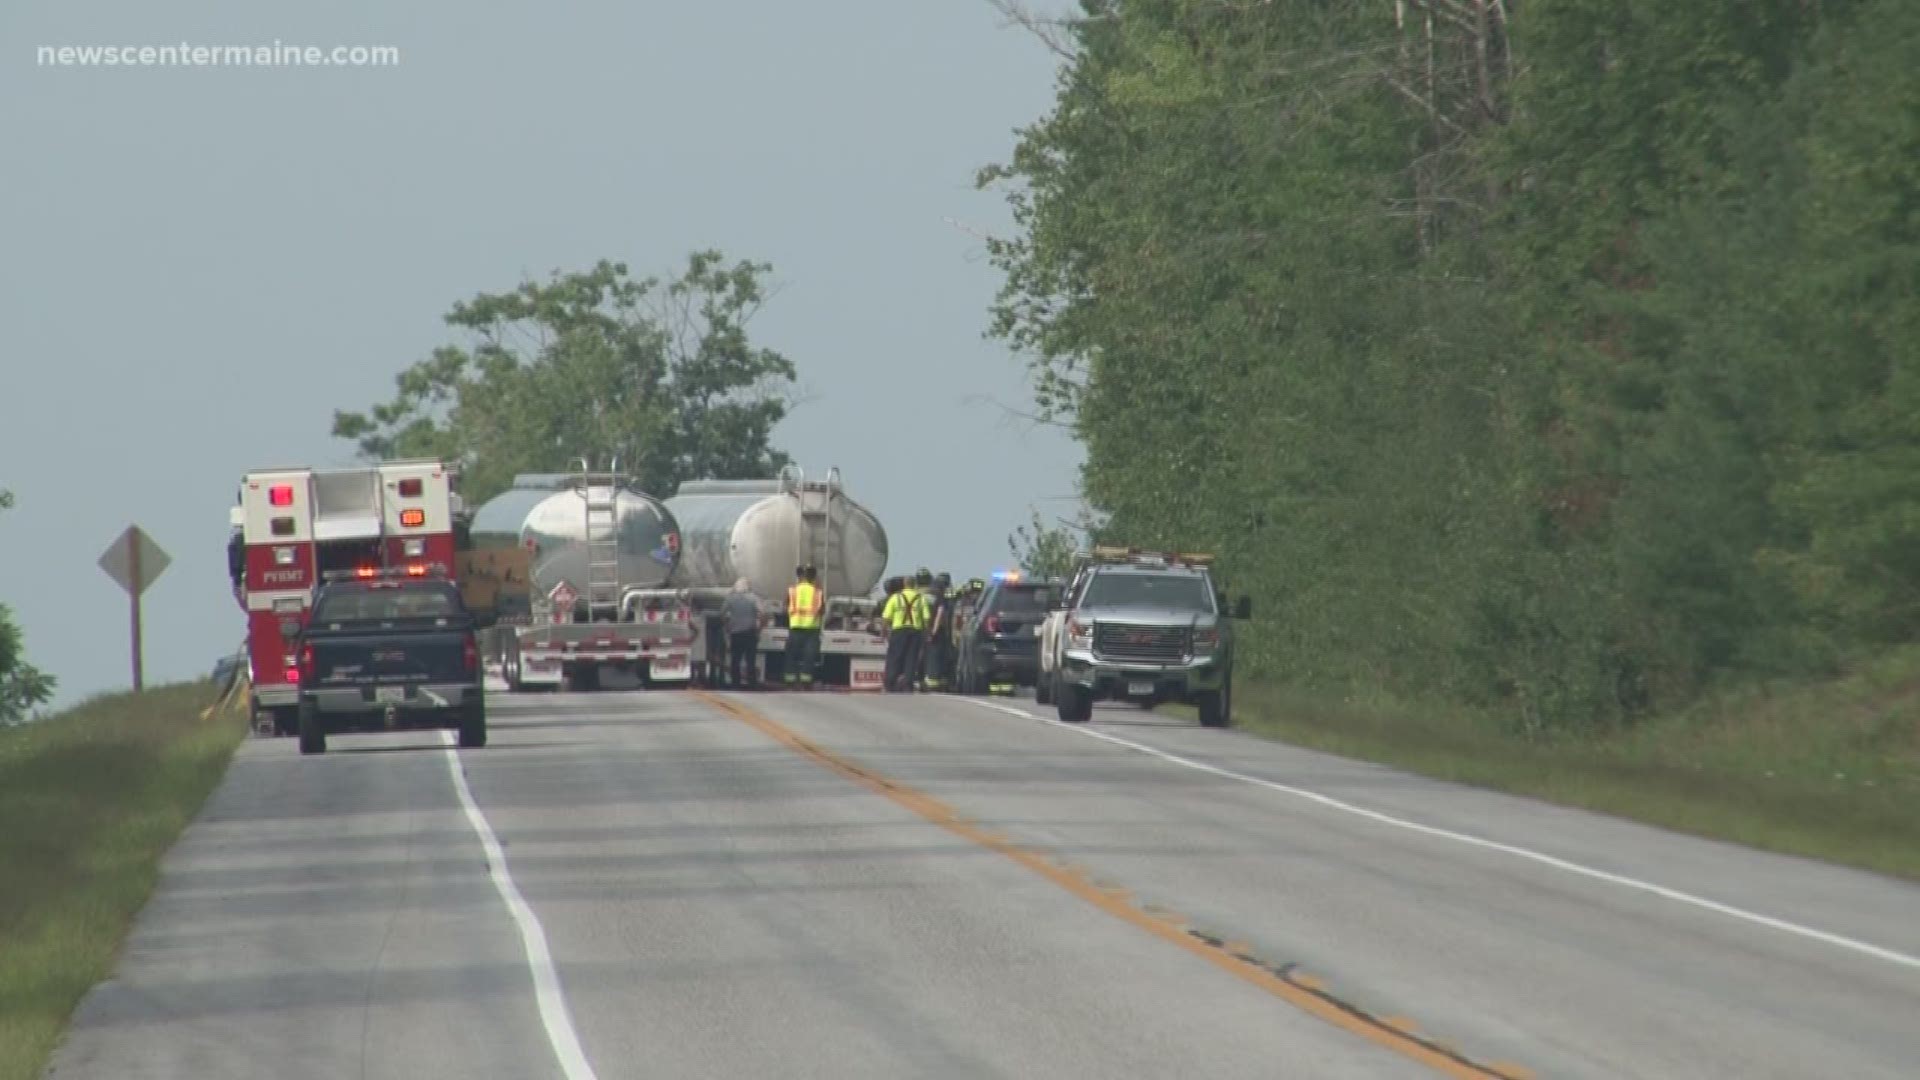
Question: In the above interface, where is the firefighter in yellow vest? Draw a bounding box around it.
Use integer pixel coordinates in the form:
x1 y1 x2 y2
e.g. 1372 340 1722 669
905 568 934 690
877 576 905 688
784 564 824 688
881 573 924 692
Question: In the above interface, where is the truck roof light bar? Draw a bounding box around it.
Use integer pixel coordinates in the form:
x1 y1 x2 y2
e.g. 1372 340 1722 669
1086 545 1215 567
320 564 447 583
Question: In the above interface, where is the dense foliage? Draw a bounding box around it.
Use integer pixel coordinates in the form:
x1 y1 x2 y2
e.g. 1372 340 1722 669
0 488 56 724
334 252 797 504
981 0 1920 733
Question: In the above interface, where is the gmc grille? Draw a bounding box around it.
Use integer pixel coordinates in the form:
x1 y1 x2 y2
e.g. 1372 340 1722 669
1093 622 1189 663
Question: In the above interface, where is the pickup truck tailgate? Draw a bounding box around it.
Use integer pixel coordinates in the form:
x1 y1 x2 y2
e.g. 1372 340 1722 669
308 632 471 686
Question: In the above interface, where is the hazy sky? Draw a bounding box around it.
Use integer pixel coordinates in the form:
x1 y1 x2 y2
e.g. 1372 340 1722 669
1 1 1083 710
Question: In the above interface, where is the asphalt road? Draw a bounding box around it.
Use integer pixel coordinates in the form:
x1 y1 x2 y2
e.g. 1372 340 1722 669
41 686 1920 1079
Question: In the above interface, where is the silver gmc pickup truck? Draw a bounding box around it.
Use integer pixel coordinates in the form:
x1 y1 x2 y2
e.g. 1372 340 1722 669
1038 548 1251 727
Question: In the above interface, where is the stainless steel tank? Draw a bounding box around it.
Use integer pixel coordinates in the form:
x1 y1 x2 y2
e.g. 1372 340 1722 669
666 467 887 602
467 474 681 600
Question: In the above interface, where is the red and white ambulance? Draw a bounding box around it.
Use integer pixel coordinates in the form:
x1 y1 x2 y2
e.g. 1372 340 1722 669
227 460 465 735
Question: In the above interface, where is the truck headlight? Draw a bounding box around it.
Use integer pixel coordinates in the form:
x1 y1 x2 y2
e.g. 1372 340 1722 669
1193 627 1220 652
1066 618 1092 649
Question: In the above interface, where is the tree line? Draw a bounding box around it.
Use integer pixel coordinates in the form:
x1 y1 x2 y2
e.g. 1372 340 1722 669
334 251 799 507
0 488 56 724
983 0 1920 734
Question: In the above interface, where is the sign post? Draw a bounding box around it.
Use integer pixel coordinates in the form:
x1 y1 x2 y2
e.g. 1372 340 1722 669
98 525 171 692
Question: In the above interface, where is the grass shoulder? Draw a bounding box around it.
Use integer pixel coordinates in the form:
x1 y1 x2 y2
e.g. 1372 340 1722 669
0 680 246 1080
1180 649 1920 883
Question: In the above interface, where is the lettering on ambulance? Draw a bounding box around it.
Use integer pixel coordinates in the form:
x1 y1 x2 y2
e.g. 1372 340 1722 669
245 542 315 591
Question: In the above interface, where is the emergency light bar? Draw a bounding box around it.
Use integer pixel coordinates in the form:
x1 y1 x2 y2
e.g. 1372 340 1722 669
320 564 444 583
1087 545 1216 568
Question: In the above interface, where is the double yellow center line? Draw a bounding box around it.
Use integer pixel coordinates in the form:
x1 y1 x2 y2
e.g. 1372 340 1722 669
693 691 1532 1079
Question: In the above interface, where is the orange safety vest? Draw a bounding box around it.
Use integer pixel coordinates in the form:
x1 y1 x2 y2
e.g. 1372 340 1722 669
788 581 823 629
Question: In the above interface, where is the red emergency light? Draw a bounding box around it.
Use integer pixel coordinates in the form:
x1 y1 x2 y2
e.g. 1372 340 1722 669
405 564 427 577
399 508 426 527
269 484 294 507
397 478 423 498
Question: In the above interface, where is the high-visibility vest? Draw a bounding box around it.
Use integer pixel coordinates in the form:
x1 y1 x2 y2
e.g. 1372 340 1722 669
788 582 822 629
886 587 921 631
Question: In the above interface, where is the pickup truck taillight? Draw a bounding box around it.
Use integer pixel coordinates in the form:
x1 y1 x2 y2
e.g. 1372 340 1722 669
462 635 477 673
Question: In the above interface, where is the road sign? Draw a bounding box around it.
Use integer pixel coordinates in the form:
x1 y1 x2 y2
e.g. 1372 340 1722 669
98 525 170 596
97 524 170 692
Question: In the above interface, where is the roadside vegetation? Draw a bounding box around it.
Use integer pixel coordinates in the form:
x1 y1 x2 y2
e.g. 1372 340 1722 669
1210 655 1920 881
0 487 56 727
989 1 1920 871
0 681 245 1080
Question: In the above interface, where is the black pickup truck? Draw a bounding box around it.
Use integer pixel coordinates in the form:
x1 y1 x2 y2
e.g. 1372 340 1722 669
293 570 487 755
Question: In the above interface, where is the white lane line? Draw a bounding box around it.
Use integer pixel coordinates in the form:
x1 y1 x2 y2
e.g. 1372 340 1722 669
440 731 601 1079
963 699 1920 974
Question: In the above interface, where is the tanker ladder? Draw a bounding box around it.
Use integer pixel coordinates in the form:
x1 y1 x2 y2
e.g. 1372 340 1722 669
578 455 623 622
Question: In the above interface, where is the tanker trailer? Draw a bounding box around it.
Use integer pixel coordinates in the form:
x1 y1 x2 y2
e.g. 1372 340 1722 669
663 465 890 688
465 466 694 691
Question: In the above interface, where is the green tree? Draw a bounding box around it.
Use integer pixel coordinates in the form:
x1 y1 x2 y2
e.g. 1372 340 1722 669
1008 506 1096 581
333 251 798 504
980 0 1909 733
0 488 56 724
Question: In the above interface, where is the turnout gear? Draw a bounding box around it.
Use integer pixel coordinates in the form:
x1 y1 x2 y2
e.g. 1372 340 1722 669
880 577 913 690
883 579 926 691
906 570 934 690
923 572 956 691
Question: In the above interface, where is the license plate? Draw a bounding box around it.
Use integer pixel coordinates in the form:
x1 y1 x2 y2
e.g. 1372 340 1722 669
374 686 406 703
1127 680 1155 696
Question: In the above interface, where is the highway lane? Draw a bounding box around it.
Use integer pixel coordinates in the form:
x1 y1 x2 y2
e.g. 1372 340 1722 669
37 719 566 1080
741 689 1920 1079
40 684 1920 1078
43 689 1434 1079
